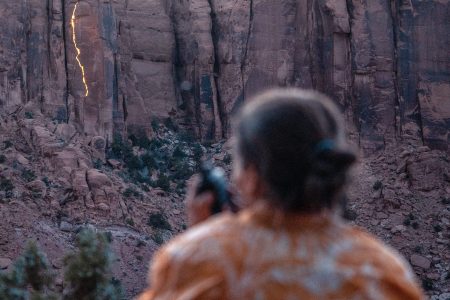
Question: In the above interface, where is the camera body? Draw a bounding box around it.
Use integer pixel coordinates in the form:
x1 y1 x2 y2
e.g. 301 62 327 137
196 162 232 214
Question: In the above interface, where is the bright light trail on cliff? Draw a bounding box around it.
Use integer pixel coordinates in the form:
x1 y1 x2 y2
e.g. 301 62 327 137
71 2 89 97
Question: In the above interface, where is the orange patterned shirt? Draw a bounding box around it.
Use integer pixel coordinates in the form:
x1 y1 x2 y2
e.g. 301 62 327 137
138 205 424 300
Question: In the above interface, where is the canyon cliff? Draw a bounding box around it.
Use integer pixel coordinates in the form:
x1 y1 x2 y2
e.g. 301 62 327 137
0 0 450 297
0 0 449 152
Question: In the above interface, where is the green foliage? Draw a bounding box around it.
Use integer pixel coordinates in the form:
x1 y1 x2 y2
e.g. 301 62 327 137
413 245 423 254
343 208 358 221
155 174 170 191
54 108 67 124
147 139 163 151
24 112 34 119
63 229 123 300
0 177 14 192
433 224 443 233
151 120 159 131
170 160 193 182
151 232 164 245
109 126 204 194
93 159 103 170
172 146 185 159
372 180 382 190
122 187 140 198
163 117 178 132
141 153 156 170
123 154 142 171
422 277 433 291
192 143 203 163
129 133 151 149
3 141 13 150
125 218 135 227
0 155 6 164
21 169 36 183
42 177 51 188
147 212 172 231
0 242 56 300
177 131 195 143
110 134 131 160
223 153 232 165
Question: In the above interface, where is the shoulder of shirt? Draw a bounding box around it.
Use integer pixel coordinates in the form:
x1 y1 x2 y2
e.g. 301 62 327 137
344 224 414 273
155 212 240 263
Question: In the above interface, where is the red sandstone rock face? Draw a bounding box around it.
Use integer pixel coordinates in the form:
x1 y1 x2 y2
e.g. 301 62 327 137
0 0 449 297
0 0 448 150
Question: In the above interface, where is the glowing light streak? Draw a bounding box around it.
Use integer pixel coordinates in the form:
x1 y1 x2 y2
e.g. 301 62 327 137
71 2 89 97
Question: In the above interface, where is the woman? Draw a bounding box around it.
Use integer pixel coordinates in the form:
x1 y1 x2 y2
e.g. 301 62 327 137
138 89 424 299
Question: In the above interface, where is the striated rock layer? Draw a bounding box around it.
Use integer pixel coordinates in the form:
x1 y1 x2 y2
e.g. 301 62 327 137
0 0 449 150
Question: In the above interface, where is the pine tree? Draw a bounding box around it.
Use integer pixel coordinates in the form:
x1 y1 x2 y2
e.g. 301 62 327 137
0 242 56 300
63 229 123 300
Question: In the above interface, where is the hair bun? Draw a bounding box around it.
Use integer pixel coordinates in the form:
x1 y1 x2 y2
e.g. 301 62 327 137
314 148 356 177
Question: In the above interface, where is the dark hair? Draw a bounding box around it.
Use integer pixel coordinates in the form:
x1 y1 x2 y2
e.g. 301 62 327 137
235 88 356 213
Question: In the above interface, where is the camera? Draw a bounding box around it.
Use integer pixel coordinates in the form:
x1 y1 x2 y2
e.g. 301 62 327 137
196 161 234 214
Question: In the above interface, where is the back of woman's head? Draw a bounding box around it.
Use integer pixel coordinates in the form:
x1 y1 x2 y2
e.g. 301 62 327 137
235 88 356 213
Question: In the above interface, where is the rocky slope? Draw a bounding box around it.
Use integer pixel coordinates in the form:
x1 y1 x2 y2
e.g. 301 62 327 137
0 0 449 150
0 0 449 298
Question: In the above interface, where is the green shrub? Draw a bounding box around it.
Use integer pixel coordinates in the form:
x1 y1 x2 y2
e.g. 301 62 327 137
192 143 203 162
54 108 67 124
372 180 382 190
123 154 142 171
413 245 423 254
172 146 185 159
155 174 171 191
122 187 139 198
433 224 443 233
223 153 232 164
24 112 34 119
170 161 193 181
0 242 56 299
64 229 123 299
110 134 133 161
21 169 36 182
147 212 172 231
0 177 14 192
178 131 195 143
3 141 13 149
163 117 178 132
422 278 433 291
148 139 163 151
343 208 358 221
125 218 135 227
122 188 133 198
93 159 103 169
42 177 51 187
151 120 159 131
129 133 151 149
141 153 156 170
151 232 164 245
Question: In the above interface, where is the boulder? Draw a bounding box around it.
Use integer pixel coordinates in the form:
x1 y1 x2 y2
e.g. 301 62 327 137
60 221 73 232
410 254 431 269
26 180 47 198
86 169 112 190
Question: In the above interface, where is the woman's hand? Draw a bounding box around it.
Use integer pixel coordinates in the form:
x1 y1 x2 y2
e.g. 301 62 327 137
186 175 215 227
